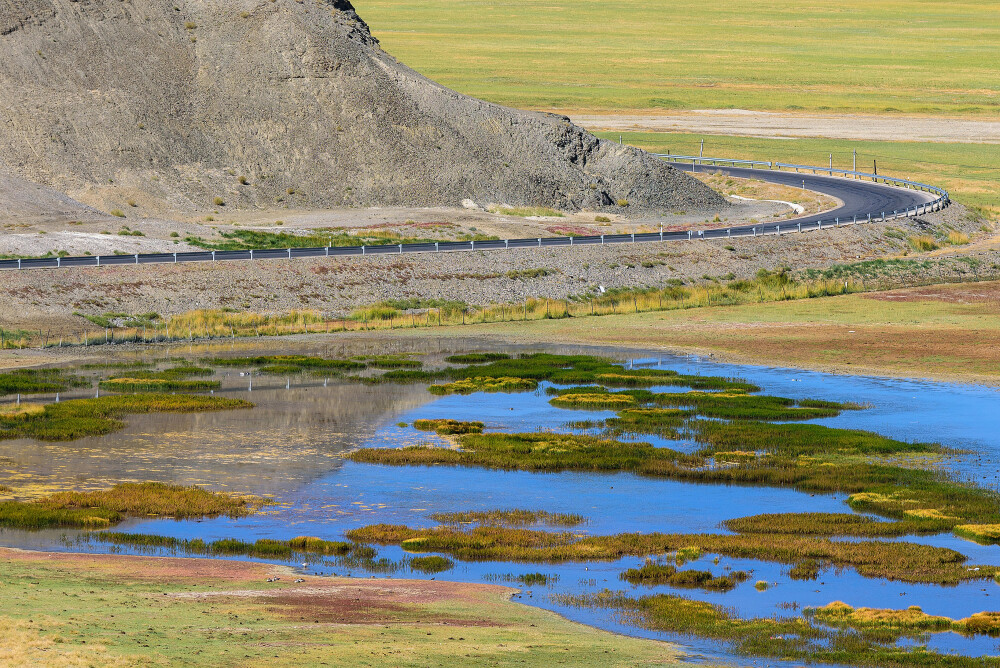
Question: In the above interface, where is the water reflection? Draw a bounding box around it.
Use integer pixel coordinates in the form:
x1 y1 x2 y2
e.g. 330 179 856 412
2 335 1000 665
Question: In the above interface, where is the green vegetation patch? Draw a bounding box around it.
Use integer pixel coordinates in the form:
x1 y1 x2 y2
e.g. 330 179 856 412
205 355 365 372
559 591 999 668
0 368 90 396
413 419 484 435
409 555 455 574
428 376 539 395
429 509 585 527
0 394 252 442
93 532 374 561
621 561 750 592
99 378 221 392
347 523 988 584
444 353 512 364
0 482 263 529
726 512 952 538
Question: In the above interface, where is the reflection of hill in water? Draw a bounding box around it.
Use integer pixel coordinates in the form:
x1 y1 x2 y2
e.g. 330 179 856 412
0 379 434 499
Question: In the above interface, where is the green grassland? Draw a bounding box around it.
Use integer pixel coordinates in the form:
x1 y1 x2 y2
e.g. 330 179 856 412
357 0 998 116
0 550 684 667
603 131 1000 218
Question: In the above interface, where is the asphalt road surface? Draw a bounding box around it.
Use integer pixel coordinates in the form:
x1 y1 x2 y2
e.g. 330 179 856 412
0 163 945 271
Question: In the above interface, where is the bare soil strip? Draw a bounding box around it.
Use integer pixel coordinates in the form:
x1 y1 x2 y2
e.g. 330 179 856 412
570 111 1000 144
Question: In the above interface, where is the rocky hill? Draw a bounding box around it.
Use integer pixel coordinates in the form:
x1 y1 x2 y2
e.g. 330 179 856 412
0 0 723 216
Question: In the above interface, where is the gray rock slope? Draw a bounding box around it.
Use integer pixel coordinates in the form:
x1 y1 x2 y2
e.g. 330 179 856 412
0 0 724 214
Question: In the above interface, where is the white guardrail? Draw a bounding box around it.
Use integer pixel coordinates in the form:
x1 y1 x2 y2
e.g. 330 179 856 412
0 156 950 271
657 154 950 209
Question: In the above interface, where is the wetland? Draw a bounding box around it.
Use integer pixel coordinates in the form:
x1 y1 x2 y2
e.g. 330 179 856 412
2 336 1000 666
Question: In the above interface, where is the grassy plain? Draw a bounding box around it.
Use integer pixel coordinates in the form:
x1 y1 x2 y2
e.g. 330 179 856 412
0 548 684 667
357 0 999 117
400 281 1000 383
603 131 1000 219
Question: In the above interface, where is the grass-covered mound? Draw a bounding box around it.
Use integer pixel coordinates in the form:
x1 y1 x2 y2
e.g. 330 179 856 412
349 432 700 473
0 368 90 396
0 482 264 529
99 378 221 392
413 419 484 435
429 509 585 527
725 512 954 538
368 353 759 393
621 561 750 592
205 355 366 372
346 523 989 584
558 591 1000 668
428 377 539 395
547 386 856 420
93 532 376 561
0 394 252 441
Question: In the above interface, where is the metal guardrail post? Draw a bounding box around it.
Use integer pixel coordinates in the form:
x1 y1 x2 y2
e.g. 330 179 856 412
435 242 439 251
212 251 216 261
287 248 292 259
601 235 604 244
134 254 138 264
538 238 541 247
362 245 365 255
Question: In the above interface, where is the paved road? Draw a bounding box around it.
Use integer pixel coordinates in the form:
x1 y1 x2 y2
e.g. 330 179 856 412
0 163 945 271
670 163 939 226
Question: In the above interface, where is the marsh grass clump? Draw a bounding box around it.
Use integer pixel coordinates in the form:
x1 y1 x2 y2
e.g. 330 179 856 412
560 591 995 667
205 355 365 373
0 368 90 396
725 513 952 538
428 377 538 395
409 555 454 573
788 559 822 580
346 523 990 584
0 394 252 442
652 392 854 420
429 509 585 527
0 482 264 529
602 408 692 437
349 432 697 474
445 353 511 364
43 482 264 519
413 419 484 435
353 355 422 370
94 532 372 560
98 377 221 392
953 524 1000 545
549 392 640 410
621 560 750 592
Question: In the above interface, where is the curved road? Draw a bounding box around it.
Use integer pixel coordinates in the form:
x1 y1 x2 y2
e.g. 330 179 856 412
669 163 938 226
0 161 945 271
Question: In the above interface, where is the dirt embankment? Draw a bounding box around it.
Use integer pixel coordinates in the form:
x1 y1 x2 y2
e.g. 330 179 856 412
0 207 980 333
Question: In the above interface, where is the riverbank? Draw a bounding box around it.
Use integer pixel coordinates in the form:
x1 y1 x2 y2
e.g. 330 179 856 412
0 546 687 667
369 280 1000 385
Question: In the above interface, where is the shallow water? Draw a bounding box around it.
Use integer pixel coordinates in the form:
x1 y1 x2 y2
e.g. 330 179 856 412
2 337 1000 664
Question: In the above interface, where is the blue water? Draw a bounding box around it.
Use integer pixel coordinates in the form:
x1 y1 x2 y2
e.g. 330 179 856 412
5 343 1000 664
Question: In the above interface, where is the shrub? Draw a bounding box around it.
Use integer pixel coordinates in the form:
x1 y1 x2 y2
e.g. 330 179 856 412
110 209 125 218
213 197 226 206
908 235 938 252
